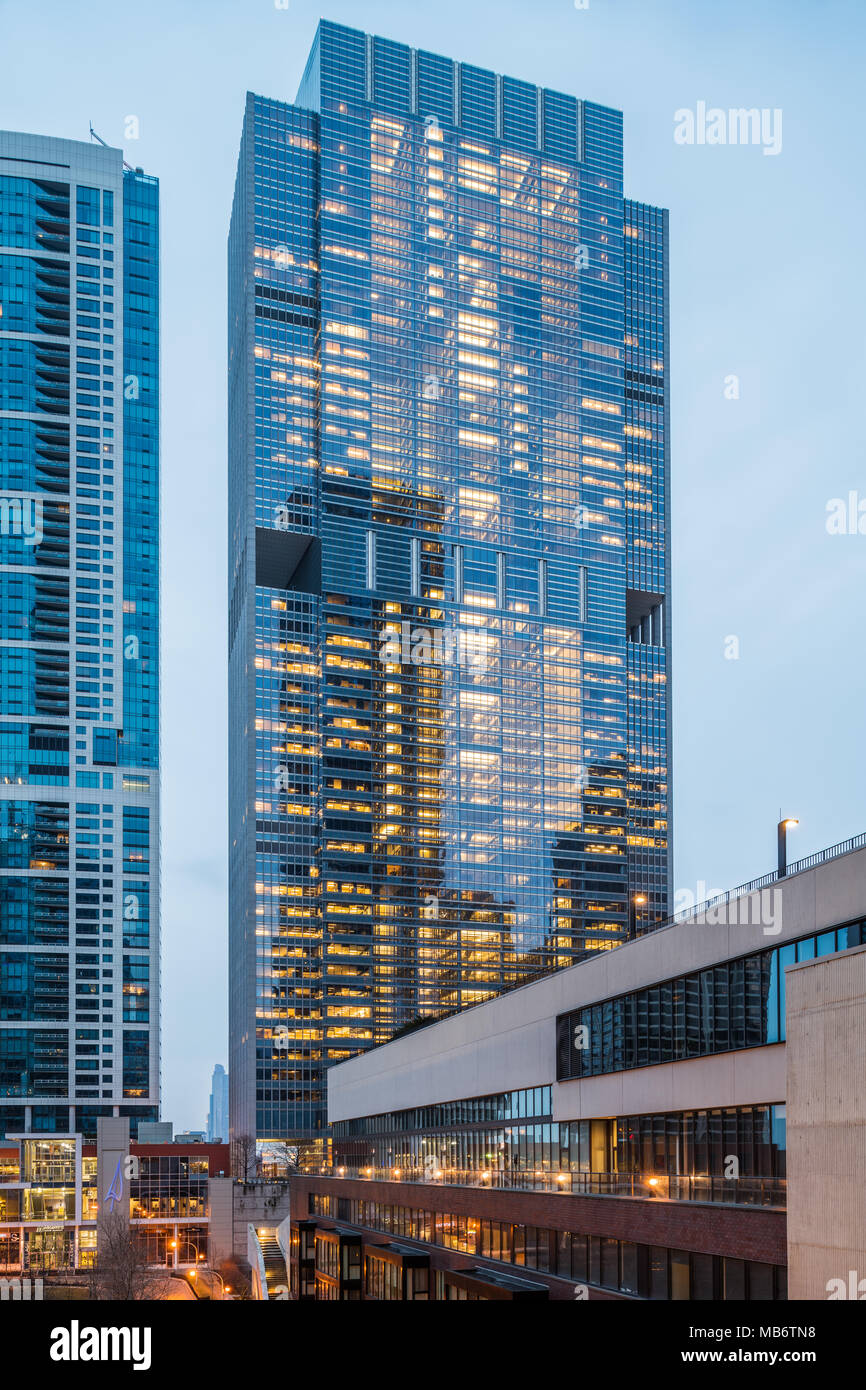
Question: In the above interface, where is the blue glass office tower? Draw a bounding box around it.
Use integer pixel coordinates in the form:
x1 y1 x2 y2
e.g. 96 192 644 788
228 22 670 1149
0 134 159 1140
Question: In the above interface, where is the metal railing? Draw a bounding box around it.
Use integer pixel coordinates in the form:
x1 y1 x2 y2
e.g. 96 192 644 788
654 829 866 934
390 828 866 1019
323 1165 786 1209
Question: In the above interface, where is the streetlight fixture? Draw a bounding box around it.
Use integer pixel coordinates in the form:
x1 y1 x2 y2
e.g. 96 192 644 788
777 817 799 877
185 1237 204 1266
182 1236 227 1299
629 893 647 939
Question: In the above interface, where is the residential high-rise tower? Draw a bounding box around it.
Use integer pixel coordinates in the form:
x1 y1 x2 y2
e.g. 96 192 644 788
228 22 670 1150
0 133 160 1140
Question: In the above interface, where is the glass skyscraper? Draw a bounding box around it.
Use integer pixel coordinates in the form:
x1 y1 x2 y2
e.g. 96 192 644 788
207 1062 229 1143
228 21 670 1149
0 133 160 1140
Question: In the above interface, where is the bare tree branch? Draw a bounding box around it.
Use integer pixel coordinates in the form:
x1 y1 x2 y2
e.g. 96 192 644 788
231 1132 259 1182
88 1212 165 1302
260 1141 298 1178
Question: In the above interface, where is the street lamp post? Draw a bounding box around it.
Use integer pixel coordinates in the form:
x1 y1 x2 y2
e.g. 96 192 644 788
629 893 647 939
777 818 799 877
182 1236 206 1267
183 1236 230 1300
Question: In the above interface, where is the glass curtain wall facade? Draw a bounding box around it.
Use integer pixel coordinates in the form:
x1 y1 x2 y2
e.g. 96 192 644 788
228 22 670 1145
556 919 866 1080
330 1092 787 1202
0 134 159 1140
624 199 670 922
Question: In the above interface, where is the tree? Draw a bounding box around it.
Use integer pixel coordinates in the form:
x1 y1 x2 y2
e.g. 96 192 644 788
232 1132 259 1182
88 1211 165 1301
217 1254 251 1300
260 1141 298 1179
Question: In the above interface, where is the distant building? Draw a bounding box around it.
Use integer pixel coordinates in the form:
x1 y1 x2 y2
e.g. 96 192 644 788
208 1065 229 1143
174 1131 206 1145
138 1120 173 1143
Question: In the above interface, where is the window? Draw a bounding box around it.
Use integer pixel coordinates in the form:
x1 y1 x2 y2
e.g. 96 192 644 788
722 1258 745 1300
557 922 866 1079
670 1250 690 1301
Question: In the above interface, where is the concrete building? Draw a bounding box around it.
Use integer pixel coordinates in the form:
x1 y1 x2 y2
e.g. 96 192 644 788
786 943 866 1299
284 831 866 1299
207 1175 292 1298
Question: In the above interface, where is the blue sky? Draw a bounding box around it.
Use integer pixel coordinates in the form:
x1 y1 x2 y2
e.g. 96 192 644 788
3 0 864 1128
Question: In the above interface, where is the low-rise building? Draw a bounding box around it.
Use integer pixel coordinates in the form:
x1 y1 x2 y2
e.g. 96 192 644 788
287 834 866 1300
0 1123 229 1275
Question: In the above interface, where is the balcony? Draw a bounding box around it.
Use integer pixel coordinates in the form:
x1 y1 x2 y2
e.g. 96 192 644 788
325 1165 786 1209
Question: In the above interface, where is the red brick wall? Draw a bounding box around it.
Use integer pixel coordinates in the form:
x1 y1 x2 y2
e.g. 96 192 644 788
292 1176 786 1268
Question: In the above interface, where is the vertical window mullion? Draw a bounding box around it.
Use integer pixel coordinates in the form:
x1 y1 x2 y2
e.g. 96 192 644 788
410 536 421 597
496 551 506 609
365 530 377 590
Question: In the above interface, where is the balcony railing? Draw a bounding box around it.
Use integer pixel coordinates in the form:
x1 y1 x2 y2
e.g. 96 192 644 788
322 1165 786 1209
654 828 866 933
